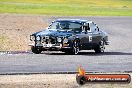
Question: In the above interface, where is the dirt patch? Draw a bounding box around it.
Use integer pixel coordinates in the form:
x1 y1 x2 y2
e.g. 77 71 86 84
0 74 132 88
0 14 49 51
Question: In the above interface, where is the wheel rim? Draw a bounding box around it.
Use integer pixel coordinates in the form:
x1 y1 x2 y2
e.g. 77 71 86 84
73 41 79 54
100 40 105 52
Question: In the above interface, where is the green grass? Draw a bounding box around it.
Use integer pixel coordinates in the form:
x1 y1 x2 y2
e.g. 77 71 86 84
0 0 132 16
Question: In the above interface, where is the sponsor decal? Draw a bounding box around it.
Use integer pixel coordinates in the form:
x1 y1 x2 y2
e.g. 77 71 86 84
76 67 131 85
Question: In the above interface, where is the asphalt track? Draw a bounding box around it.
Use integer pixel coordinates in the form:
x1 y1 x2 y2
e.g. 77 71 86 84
0 16 132 74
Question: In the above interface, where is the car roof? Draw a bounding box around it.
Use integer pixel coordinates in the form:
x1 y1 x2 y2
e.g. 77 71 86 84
56 19 92 23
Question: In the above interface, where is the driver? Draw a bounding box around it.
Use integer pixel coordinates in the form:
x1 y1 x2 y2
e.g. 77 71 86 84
60 23 69 29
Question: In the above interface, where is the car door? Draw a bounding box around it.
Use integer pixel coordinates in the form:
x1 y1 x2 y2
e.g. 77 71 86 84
79 22 92 49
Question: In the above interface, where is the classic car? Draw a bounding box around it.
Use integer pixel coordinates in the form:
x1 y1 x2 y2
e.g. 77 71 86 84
29 19 109 54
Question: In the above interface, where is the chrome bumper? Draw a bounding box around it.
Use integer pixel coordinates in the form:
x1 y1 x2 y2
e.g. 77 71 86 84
28 43 71 49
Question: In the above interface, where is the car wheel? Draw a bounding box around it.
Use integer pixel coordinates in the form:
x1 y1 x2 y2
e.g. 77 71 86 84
71 40 80 55
63 40 80 55
94 40 105 53
31 46 42 54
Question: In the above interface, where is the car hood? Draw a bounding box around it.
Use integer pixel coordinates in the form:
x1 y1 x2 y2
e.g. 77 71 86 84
32 29 73 37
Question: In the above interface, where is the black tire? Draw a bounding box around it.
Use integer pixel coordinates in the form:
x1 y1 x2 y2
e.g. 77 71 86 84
94 40 105 53
76 75 86 85
64 40 80 55
31 46 42 54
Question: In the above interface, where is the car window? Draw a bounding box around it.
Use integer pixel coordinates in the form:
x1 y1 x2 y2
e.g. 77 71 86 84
82 22 90 33
90 22 97 32
95 26 99 31
49 22 60 29
49 21 82 33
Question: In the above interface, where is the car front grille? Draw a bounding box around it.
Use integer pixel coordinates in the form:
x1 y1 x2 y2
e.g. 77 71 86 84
42 36 57 44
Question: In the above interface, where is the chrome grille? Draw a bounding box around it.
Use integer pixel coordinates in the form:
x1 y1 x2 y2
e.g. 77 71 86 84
42 36 56 44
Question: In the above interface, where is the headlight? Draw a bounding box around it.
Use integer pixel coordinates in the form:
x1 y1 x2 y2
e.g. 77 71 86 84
30 35 35 41
36 36 41 41
57 37 62 42
63 38 68 43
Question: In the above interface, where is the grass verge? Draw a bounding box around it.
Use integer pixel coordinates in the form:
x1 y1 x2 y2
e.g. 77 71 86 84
0 0 132 16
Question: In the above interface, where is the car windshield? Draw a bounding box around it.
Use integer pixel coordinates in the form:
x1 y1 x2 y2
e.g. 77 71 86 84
49 21 82 32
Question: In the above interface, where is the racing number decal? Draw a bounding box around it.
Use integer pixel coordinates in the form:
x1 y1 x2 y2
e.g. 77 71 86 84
89 36 92 42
